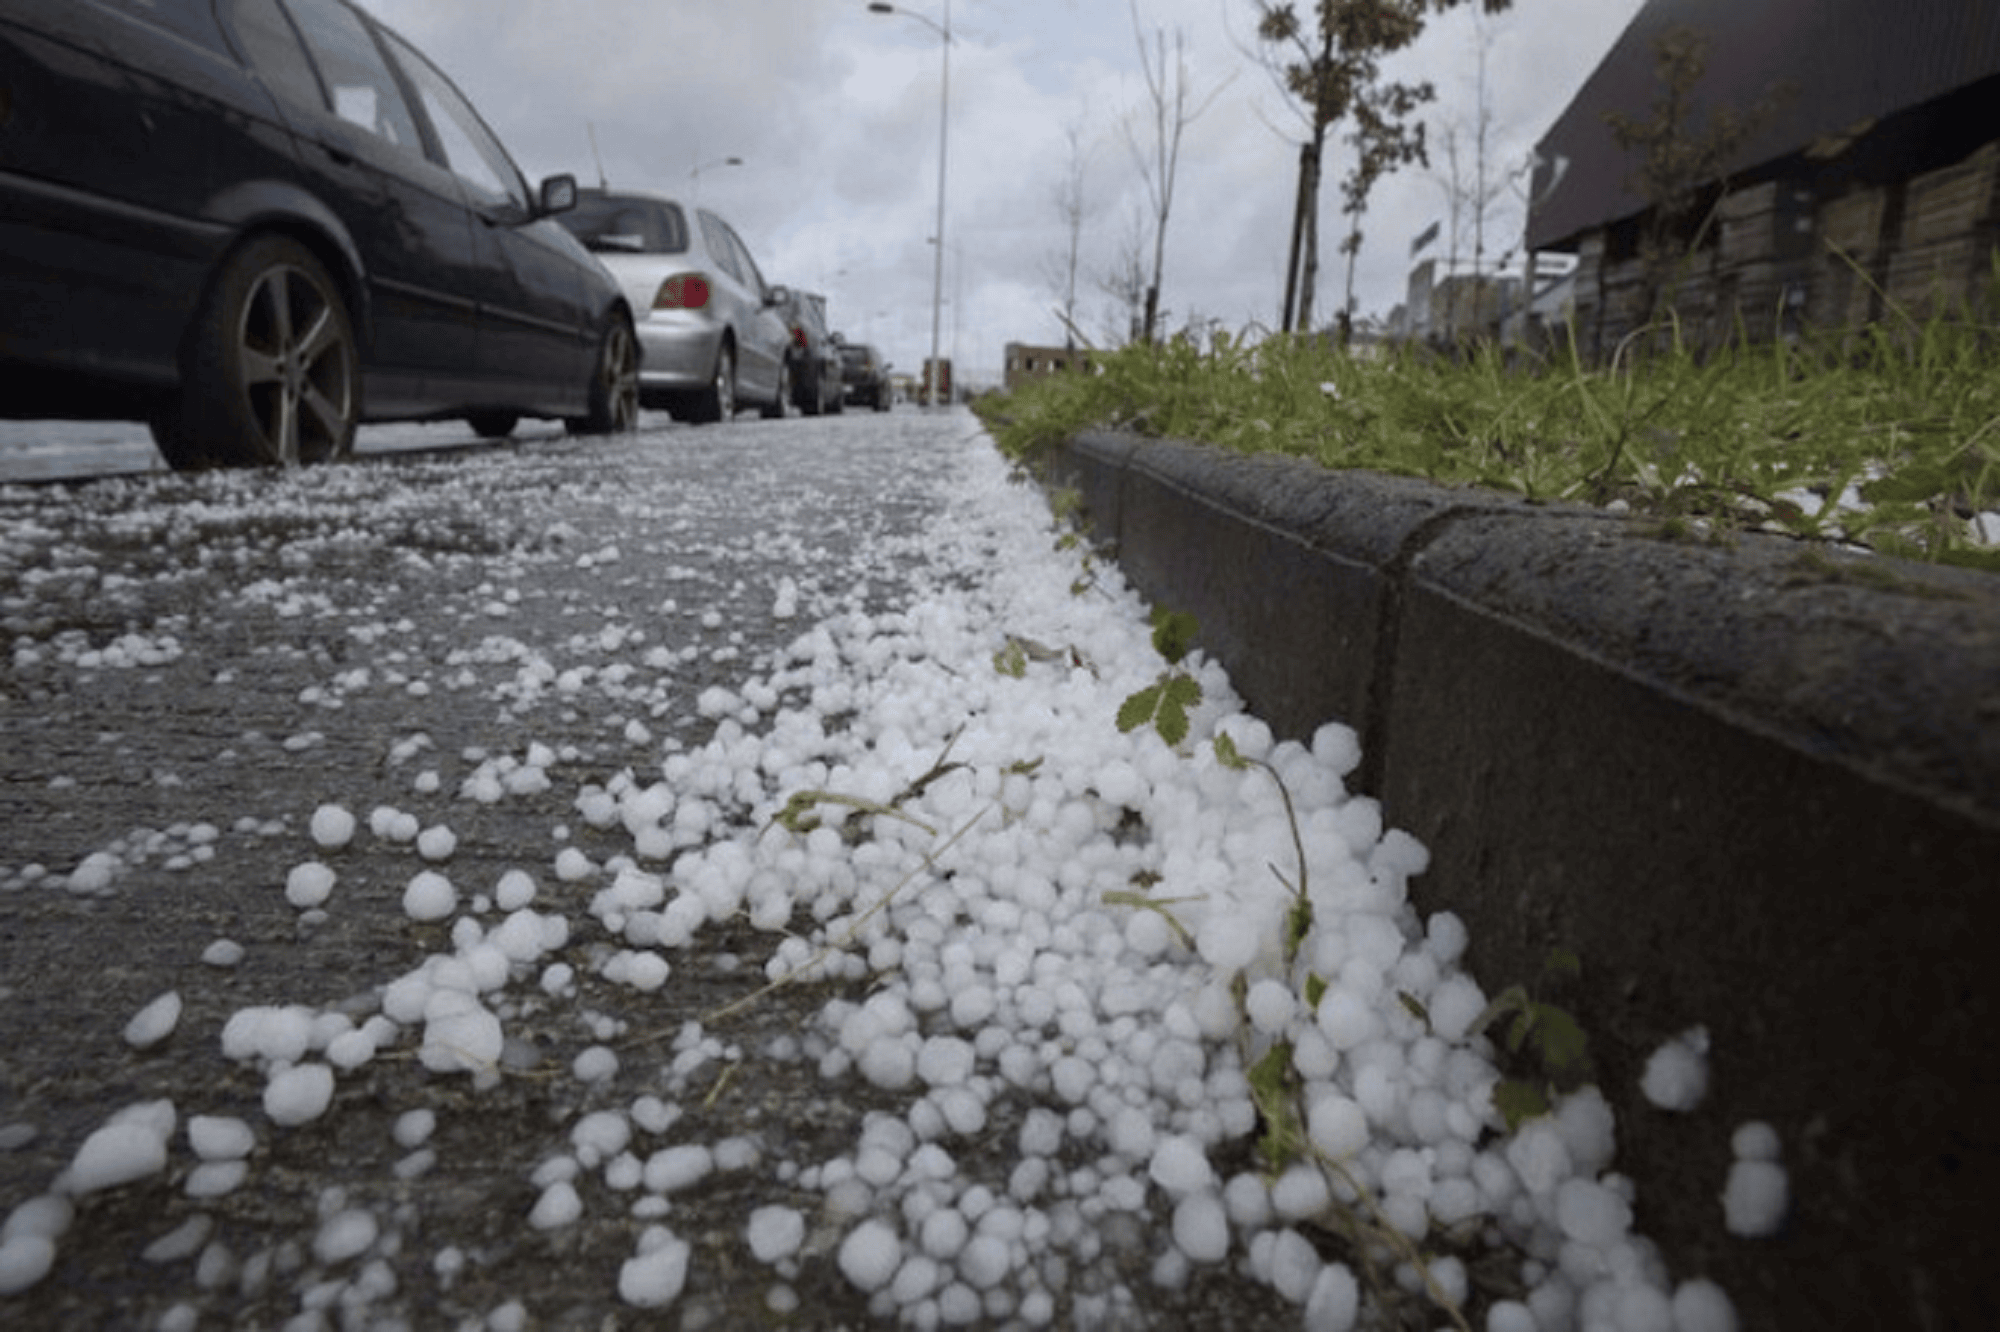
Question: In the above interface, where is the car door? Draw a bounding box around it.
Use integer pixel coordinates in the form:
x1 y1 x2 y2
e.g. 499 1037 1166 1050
1 0 300 388
244 0 483 415
699 211 784 400
372 25 594 410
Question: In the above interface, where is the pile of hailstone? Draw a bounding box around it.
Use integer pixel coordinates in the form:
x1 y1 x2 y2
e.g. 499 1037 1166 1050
0 430 1774 1329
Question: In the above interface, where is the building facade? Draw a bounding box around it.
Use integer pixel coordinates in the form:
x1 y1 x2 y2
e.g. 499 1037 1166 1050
1002 343 1092 393
1527 0 2000 359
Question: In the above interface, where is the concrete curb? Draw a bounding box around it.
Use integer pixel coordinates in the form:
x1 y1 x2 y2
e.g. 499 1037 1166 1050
1047 428 2000 1331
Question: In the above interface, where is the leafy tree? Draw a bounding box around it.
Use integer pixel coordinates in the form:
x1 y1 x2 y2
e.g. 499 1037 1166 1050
1253 0 1512 335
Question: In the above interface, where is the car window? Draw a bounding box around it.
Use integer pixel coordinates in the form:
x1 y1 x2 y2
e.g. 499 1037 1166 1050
99 0 234 54
377 29 525 208
231 0 325 105
720 221 768 297
697 212 744 285
280 0 423 151
559 196 689 254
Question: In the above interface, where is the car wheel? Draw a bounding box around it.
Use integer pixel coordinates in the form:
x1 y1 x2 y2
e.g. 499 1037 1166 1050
690 341 735 424
170 234 357 468
466 411 519 439
761 358 790 419
566 313 640 435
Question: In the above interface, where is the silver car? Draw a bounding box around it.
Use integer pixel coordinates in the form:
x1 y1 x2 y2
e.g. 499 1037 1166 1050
558 190 791 422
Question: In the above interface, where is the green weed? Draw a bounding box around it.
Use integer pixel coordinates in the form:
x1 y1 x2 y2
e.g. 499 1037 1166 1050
972 306 2000 568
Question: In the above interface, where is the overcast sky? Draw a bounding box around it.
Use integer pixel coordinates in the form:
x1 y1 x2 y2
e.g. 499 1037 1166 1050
360 0 1648 384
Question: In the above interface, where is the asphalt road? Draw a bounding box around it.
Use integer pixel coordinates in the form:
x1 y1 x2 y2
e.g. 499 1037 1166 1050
0 411 1299 1329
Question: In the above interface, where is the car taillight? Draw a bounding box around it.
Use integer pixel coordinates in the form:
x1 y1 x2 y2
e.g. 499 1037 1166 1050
654 274 710 310
791 327 808 349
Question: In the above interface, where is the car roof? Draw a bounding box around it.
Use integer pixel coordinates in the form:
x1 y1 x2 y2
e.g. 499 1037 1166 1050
580 188 690 209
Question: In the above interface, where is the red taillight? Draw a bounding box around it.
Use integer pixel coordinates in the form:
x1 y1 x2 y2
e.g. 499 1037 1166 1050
791 326 808 350
653 274 711 310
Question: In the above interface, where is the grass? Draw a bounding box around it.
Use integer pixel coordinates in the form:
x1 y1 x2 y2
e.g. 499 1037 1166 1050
973 299 2000 573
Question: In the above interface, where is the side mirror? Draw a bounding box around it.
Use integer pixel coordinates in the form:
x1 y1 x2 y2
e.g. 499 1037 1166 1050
538 174 578 217
766 283 790 308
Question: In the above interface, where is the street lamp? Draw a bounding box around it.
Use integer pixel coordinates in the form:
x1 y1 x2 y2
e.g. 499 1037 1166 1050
688 154 742 202
868 0 950 407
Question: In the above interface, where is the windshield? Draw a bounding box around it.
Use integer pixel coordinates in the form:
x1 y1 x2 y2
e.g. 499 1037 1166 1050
558 195 689 254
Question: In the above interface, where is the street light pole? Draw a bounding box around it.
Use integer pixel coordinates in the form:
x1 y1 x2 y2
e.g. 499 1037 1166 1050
868 1 950 408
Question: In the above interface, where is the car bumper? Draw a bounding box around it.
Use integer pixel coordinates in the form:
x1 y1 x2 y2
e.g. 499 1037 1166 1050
632 312 724 393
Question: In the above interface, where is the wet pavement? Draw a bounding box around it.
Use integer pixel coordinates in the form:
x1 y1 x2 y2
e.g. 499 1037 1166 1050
0 412 1301 1329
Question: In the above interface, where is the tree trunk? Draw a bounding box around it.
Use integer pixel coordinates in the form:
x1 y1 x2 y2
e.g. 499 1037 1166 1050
1281 140 1313 332
1298 146 1322 333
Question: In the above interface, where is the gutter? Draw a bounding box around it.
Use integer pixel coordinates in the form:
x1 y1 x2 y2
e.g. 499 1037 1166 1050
1048 427 2000 1332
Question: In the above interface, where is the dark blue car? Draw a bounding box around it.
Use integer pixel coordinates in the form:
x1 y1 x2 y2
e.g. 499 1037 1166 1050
0 0 639 467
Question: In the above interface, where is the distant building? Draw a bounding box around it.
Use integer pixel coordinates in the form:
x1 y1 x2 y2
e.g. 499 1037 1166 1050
919 357 954 404
1002 343 1093 393
1527 0 2000 358
1401 259 1526 344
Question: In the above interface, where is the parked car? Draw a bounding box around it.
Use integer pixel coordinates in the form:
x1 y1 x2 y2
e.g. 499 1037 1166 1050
0 0 639 468
777 289 843 417
837 341 893 411
556 190 792 423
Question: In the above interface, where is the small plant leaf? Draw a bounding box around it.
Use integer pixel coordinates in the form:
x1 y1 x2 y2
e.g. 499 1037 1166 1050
1150 673 1203 746
1493 1078 1551 1131
1466 984 1529 1043
1248 1042 1304 1172
1528 1001 1590 1075
1544 946 1582 980
994 640 1028 678
1285 892 1314 953
1150 608 1200 664
1213 731 1246 770
1304 973 1328 1010
1397 990 1431 1028
1116 683 1161 735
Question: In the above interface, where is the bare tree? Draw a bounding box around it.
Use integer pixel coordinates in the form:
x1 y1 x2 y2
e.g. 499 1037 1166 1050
1124 0 1230 345
1096 202 1151 346
1427 12 1509 335
1041 119 1091 349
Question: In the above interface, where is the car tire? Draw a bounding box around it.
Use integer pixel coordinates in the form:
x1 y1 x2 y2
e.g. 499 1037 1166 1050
148 411 211 471
799 361 823 417
168 234 358 468
466 411 519 439
566 313 640 435
690 341 735 424
760 358 790 419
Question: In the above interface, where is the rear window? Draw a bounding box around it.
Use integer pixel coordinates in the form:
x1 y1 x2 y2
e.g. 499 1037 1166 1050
560 195 689 254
